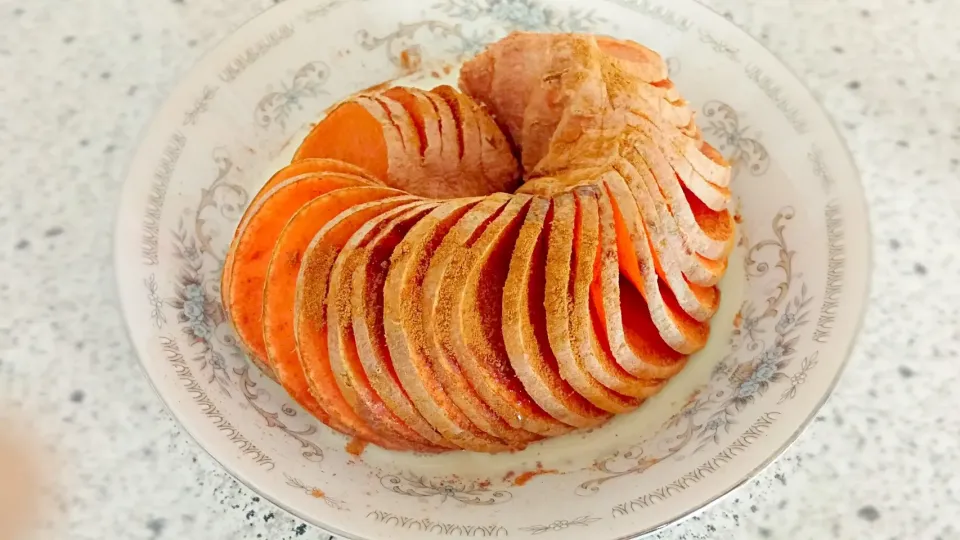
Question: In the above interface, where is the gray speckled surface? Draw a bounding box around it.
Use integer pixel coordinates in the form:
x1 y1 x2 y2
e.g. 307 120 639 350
1 0 958 539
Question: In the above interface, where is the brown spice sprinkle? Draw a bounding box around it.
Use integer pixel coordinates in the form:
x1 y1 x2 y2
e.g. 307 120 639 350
345 436 369 456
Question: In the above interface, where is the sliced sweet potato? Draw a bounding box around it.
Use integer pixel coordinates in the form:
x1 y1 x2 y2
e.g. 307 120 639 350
350 201 465 450
572 188 667 399
383 199 518 452
224 172 377 376
589 186 685 394
326 201 449 452
628 116 730 210
606 166 719 322
600 174 710 360
431 85 481 175
376 87 469 199
221 160 378 325
626 130 734 260
543 189 640 413
295 195 430 451
292 96 435 196
502 196 611 427
367 93 423 165
431 85 521 196
262 186 403 435
422 89 464 172
619 144 728 286
444 195 572 436
380 87 441 165
422 193 541 444
608 70 695 134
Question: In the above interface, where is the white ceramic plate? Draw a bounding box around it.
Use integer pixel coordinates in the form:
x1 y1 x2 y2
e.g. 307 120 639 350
115 0 869 538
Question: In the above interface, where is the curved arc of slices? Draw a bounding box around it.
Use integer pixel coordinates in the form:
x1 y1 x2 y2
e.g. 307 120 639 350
326 200 454 451
502 196 612 428
294 195 434 452
224 171 381 377
222 32 738 453
383 198 520 452
445 194 574 436
421 193 543 444
263 186 409 436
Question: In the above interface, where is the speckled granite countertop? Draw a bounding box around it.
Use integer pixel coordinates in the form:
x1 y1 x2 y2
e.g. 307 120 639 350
1 0 958 539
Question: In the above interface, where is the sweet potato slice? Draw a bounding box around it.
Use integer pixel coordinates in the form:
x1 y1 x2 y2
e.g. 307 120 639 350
544 189 640 413
380 87 441 165
367 93 423 166
600 172 710 359
350 202 466 450
295 195 430 451
431 85 481 176
444 195 572 436
422 193 541 444
292 96 434 195
628 116 730 210
224 172 377 376
377 87 473 199
327 201 450 452
626 131 734 260
572 188 668 399
606 165 719 322
262 186 403 435
422 89 464 173
384 199 518 452
431 85 521 196
221 160 377 325
620 143 728 286
589 187 685 394
502 196 611 427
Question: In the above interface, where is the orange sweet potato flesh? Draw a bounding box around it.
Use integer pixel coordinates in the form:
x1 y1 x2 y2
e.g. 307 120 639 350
544 190 640 414
293 100 392 180
221 160 378 327
327 202 451 452
431 85 480 174
606 167 719 322
380 87 434 161
590 188 685 390
224 172 375 375
446 195 572 436
573 189 666 399
384 199 518 452
430 85 521 196
295 88 519 200
222 32 740 453
262 186 404 437
349 203 465 450
295 195 432 452
422 194 542 445
502 196 611 427
602 178 709 359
